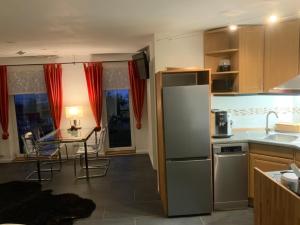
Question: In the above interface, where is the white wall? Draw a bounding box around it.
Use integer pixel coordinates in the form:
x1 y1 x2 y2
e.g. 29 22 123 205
61 63 95 129
146 36 158 169
154 31 204 72
145 31 205 169
0 54 149 161
0 98 17 161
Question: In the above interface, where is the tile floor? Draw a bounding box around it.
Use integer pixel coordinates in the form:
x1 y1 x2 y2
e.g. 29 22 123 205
0 154 254 225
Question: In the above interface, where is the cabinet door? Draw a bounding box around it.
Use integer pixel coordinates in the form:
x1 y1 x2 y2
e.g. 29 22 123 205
239 26 264 93
249 153 293 198
296 152 300 168
264 19 300 91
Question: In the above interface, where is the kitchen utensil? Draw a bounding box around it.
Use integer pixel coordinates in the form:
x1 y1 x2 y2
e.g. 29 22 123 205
281 172 299 193
290 163 300 178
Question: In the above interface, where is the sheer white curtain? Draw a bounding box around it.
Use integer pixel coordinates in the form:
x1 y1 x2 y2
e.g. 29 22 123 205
7 62 129 94
103 62 129 90
7 65 46 95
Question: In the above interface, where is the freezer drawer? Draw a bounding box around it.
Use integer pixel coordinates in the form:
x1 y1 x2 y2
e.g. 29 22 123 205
166 159 212 216
214 152 248 210
163 85 210 159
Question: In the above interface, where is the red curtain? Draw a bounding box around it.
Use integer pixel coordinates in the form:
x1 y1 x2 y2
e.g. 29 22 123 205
0 66 9 139
128 60 146 129
83 62 103 131
43 64 63 129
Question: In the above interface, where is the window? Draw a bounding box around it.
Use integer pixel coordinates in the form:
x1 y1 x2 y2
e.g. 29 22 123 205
105 89 132 148
14 93 54 153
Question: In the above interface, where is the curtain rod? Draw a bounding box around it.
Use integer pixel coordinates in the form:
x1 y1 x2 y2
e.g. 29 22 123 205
2 59 129 67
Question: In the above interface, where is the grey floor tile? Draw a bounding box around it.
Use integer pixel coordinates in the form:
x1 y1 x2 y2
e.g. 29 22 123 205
0 155 254 225
103 201 163 218
74 217 135 225
201 209 254 225
135 216 204 225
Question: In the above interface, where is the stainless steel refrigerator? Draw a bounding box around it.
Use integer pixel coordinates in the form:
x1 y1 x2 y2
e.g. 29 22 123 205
163 85 212 216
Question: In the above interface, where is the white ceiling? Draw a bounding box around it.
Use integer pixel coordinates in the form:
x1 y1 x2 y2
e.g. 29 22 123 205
0 0 299 57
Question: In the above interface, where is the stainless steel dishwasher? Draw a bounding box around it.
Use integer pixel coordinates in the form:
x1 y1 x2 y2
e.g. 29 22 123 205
213 143 249 210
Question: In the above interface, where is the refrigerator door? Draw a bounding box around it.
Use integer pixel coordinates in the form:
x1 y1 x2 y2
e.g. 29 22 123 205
166 159 212 216
163 85 210 159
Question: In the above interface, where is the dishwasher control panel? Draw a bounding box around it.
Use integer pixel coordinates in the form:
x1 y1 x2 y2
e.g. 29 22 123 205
213 143 248 154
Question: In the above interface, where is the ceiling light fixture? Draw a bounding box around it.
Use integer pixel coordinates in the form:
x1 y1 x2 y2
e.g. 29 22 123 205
229 25 238 31
268 15 278 24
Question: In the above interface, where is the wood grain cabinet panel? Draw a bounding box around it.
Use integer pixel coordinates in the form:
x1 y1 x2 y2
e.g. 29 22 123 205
238 26 264 93
250 143 294 159
295 151 300 167
204 25 264 94
249 153 293 199
264 19 300 91
254 168 300 225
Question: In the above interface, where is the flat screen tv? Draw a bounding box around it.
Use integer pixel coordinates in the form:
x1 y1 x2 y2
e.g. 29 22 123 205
132 52 149 79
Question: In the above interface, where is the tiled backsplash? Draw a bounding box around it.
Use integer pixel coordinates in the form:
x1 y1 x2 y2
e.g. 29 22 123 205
212 95 300 129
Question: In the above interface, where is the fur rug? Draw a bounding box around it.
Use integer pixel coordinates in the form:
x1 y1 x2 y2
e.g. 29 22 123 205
0 181 96 225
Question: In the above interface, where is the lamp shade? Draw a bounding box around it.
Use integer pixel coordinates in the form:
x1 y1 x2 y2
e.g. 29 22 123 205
65 106 83 119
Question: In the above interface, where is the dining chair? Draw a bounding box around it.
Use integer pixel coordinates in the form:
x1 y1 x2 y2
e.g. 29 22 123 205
73 128 110 178
22 132 62 182
37 127 69 160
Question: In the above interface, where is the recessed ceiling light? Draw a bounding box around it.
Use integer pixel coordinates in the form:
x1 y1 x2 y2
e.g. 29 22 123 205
268 15 278 24
229 25 238 31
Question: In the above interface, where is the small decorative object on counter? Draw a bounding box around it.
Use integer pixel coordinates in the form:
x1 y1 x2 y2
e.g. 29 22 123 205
280 163 300 195
217 59 231 72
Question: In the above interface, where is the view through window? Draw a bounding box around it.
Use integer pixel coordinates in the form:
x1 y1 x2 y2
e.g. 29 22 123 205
105 89 132 148
14 93 54 153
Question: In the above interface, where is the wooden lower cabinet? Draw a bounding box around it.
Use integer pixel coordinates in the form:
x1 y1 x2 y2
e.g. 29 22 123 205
249 145 294 199
296 152 300 167
254 168 300 225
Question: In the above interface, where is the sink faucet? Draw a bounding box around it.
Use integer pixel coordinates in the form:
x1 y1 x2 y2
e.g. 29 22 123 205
266 111 279 135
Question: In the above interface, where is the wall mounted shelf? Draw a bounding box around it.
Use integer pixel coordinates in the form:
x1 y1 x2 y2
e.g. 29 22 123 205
211 71 239 75
205 49 239 55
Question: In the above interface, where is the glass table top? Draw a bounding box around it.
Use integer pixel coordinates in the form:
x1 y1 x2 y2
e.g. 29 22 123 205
38 128 95 143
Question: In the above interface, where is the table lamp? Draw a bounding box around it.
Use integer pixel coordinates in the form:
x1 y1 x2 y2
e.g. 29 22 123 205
65 106 83 130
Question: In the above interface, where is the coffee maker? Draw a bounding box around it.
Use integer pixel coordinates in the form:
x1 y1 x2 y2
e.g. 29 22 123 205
212 110 233 138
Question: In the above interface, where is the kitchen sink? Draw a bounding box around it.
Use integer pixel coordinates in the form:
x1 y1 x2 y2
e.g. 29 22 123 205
264 133 298 143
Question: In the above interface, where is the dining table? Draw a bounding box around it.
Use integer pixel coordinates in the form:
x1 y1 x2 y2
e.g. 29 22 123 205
38 127 96 180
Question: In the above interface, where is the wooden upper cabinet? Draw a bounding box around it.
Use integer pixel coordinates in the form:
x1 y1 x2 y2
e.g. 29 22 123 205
204 25 264 94
238 26 264 93
264 19 300 91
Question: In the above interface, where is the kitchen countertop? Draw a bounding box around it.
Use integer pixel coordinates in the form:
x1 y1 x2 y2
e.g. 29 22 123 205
212 130 300 150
